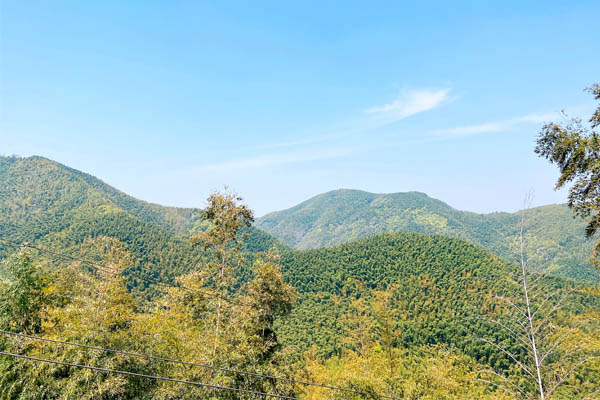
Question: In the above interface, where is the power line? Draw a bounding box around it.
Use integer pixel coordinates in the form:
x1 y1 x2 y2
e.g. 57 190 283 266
1 330 396 399
1 237 399 399
0 237 120 276
0 351 300 400
0 237 181 291
0 240 399 399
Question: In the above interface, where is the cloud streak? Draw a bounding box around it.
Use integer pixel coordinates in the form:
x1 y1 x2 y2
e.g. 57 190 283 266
189 147 355 175
190 87 456 175
431 112 559 137
253 87 452 153
366 88 450 120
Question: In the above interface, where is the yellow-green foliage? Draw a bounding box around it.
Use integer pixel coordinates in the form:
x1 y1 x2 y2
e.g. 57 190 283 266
0 236 298 399
1 158 599 399
302 346 512 400
0 156 281 300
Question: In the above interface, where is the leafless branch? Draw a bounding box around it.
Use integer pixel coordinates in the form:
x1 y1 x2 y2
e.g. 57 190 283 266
477 369 532 400
473 338 534 377
467 316 532 351
531 290 562 319
495 296 528 319
536 322 559 347
544 344 586 373
475 378 523 400
539 322 587 364
545 356 600 397
533 290 573 335
527 274 549 296
582 388 600 400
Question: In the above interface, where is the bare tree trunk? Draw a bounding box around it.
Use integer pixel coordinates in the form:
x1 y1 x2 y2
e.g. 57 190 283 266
519 216 545 400
212 250 226 356
474 197 597 399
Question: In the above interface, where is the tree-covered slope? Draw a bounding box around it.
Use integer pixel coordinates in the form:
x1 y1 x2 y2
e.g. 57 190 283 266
0 156 598 398
257 189 597 282
0 155 281 298
275 232 599 362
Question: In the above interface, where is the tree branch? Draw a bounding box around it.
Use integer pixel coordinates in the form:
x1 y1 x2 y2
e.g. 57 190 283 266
474 378 524 400
533 290 573 335
473 338 534 377
539 322 587 364
545 356 600 397
477 369 532 400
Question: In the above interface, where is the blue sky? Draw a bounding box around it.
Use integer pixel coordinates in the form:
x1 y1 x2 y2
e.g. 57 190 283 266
1 1 599 216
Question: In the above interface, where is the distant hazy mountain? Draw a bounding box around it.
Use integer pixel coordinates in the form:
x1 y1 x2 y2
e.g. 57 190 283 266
257 189 596 282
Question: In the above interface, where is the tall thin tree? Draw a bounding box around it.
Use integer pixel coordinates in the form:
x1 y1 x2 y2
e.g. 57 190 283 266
474 197 599 399
190 189 254 356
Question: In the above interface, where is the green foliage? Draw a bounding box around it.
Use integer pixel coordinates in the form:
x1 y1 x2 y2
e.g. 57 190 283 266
0 156 598 399
0 252 47 334
0 239 298 399
275 233 600 369
0 156 280 301
188 190 256 357
191 190 254 250
535 83 600 265
257 189 597 282
302 346 512 399
0 239 150 400
243 251 297 361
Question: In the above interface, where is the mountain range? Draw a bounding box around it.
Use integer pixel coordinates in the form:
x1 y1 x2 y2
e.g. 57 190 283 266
1 155 599 397
257 189 596 282
1 155 596 285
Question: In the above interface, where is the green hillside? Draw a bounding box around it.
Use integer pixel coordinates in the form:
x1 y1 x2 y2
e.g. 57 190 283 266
276 232 599 359
257 189 597 282
0 155 280 298
1 156 598 398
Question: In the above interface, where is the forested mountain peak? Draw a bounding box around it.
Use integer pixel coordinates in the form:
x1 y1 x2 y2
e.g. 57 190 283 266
2 156 595 283
0 155 197 234
262 189 449 216
0 155 281 298
256 188 596 282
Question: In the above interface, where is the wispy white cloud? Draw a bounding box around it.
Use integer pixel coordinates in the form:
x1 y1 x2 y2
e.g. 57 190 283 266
432 112 559 137
253 132 346 150
515 113 559 124
189 147 354 174
366 88 450 120
251 88 451 152
432 122 507 136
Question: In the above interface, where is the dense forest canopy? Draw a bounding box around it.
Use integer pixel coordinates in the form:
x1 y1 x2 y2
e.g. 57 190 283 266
0 156 599 399
0 156 281 300
256 189 596 283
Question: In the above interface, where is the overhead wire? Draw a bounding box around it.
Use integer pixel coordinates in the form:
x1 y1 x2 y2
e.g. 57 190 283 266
0 237 181 291
1 330 396 399
0 237 400 399
0 351 300 400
